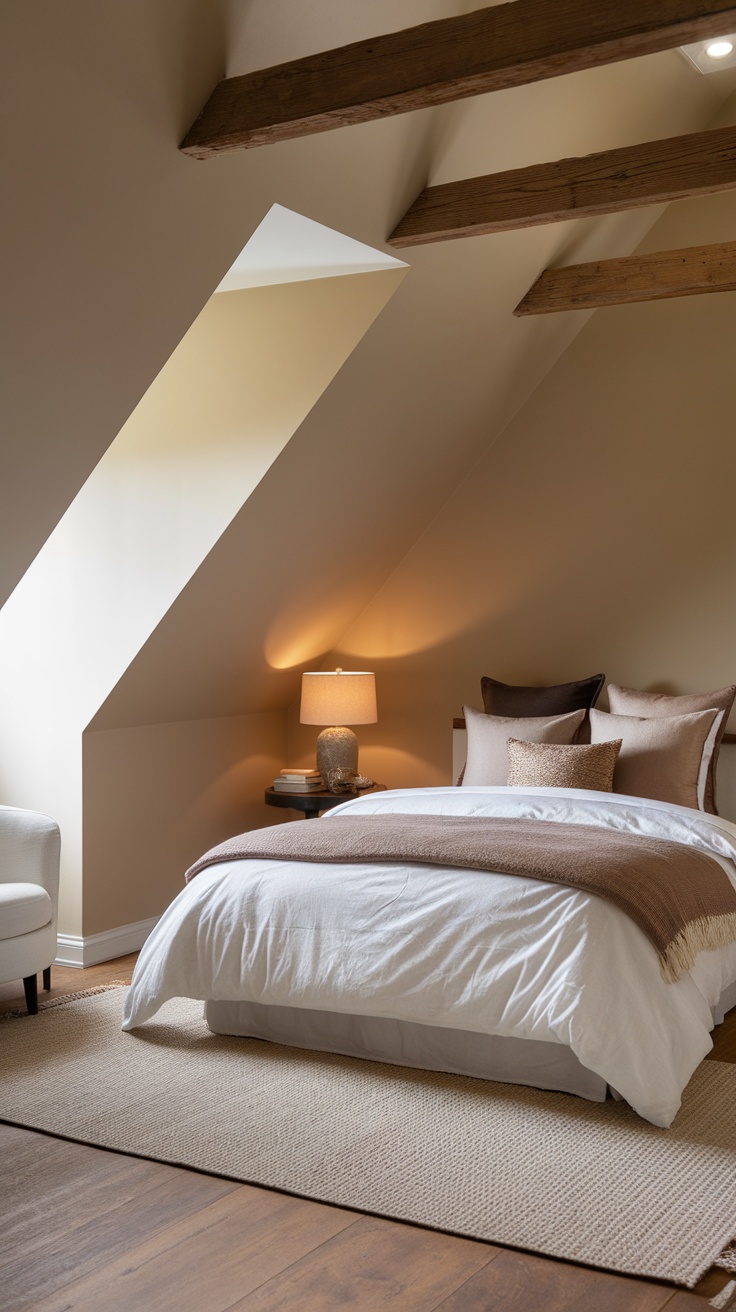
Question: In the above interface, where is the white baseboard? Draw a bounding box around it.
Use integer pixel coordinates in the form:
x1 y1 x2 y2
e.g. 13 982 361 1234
55 916 159 968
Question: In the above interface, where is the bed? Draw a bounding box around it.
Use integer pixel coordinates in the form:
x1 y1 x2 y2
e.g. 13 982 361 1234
122 782 736 1128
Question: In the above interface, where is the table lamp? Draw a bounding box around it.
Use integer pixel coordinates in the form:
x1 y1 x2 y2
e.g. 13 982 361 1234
300 668 377 782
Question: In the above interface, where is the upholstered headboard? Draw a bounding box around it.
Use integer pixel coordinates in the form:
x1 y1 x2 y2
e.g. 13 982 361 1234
452 718 736 822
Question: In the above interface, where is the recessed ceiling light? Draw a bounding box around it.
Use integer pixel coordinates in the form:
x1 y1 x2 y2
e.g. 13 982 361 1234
705 38 734 58
680 33 736 72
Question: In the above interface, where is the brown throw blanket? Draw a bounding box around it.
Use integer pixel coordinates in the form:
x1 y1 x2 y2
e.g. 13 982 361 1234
185 814 736 984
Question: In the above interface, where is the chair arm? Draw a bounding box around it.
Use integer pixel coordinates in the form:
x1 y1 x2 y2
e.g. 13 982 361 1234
0 806 61 906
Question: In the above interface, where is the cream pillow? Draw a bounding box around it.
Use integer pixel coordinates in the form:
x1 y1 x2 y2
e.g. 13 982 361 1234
507 738 622 792
606 683 735 814
461 704 585 787
589 707 720 810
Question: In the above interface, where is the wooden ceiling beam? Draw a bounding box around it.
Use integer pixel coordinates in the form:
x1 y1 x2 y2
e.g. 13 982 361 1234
388 125 736 247
513 240 736 314
181 1 736 158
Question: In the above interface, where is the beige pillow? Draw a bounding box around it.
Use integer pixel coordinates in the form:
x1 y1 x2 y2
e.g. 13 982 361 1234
507 738 622 792
461 704 585 787
589 707 720 810
607 683 735 814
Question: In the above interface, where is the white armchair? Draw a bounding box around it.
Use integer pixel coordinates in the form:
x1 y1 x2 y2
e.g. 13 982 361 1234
0 805 60 1014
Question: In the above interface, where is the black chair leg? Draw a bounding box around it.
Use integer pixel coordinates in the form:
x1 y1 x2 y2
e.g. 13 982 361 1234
43 966 51 991
23 974 39 1015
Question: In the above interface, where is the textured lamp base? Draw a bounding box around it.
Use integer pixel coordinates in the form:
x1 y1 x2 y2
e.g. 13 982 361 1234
316 726 359 787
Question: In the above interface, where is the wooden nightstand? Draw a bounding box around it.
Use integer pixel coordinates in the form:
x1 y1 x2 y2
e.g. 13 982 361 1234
264 784 386 819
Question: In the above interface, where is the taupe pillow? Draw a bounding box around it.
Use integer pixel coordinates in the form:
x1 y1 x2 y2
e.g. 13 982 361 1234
589 707 720 811
507 738 622 792
481 672 605 719
607 683 735 814
462 705 586 787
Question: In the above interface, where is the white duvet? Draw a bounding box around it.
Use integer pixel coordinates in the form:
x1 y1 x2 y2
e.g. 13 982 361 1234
122 786 736 1127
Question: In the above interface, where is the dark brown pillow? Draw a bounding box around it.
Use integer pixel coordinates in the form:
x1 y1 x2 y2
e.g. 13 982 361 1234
481 673 605 719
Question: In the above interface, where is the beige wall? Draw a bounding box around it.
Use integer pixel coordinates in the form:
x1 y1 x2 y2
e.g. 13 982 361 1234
82 712 285 937
1 0 232 607
298 190 736 788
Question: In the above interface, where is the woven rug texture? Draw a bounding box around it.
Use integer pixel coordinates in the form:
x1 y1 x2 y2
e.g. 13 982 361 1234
1 989 735 1289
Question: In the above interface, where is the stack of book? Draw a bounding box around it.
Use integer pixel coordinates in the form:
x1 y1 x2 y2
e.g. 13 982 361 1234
272 768 324 794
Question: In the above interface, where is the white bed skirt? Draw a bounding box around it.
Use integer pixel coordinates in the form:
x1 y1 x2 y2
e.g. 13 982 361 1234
204 1000 610 1101
205 977 736 1105
715 976 736 1025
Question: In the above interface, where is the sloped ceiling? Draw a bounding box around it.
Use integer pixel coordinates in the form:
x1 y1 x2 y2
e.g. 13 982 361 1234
328 185 736 727
90 2 736 730
0 0 446 608
6 1 736 728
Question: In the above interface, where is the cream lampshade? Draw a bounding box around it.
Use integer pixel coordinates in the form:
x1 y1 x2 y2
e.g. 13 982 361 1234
300 668 377 782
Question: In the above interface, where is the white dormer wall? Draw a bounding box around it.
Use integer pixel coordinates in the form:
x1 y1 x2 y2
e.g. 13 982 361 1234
0 267 404 941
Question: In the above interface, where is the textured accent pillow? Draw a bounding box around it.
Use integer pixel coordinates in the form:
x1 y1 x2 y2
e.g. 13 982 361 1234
506 738 622 792
481 672 605 719
462 704 586 787
589 707 720 811
606 683 735 814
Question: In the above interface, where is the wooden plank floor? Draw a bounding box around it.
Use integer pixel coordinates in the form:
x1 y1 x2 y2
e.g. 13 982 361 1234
1 956 734 1311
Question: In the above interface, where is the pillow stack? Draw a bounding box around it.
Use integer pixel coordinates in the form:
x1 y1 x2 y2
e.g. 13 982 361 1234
459 673 734 813
461 673 605 788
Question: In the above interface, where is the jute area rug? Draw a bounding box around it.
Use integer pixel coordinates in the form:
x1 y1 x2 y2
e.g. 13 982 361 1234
1 989 735 1290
